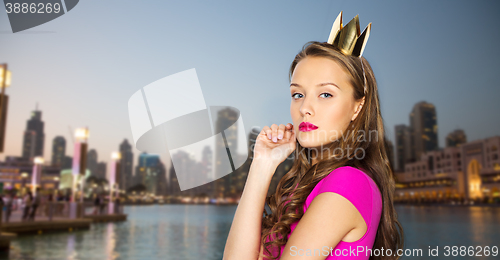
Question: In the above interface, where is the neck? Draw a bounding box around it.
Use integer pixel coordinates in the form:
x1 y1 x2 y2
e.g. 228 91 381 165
307 141 341 165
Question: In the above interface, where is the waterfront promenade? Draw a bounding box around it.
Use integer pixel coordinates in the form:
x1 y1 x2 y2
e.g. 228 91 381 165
1 210 91 235
0 202 127 254
1 203 127 231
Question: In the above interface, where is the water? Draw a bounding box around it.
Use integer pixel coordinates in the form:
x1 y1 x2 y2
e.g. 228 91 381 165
396 205 500 259
7 205 236 260
5 204 500 259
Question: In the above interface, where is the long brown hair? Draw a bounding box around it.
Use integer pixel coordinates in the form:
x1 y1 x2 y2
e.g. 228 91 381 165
259 41 404 259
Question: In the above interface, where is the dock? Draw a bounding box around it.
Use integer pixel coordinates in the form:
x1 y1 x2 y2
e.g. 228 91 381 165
1 219 91 235
84 214 127 223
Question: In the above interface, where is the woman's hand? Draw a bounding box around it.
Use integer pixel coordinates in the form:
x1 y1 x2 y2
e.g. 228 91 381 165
252 123 296 168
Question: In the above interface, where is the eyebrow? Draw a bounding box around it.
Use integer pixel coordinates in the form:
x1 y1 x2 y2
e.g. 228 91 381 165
290 82 341 90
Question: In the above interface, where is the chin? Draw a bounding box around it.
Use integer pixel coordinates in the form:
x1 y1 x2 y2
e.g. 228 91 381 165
298 135 337 149
297 136 323 149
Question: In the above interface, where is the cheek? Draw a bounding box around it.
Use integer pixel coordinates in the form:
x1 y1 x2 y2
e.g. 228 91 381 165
322 104 351 128
290 103 300 118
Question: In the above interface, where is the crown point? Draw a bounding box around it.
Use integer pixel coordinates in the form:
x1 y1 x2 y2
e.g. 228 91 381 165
328 11 344 44
325 12 372 57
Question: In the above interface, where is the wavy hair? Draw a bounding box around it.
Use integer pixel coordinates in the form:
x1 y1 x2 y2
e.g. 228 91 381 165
259 41 404 260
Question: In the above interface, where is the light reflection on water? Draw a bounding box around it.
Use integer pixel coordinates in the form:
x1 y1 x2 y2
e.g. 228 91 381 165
6 204 500 260
8 205 236 260
397 205 500 259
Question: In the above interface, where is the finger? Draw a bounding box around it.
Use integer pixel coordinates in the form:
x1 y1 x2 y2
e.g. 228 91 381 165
271 124 278 143
284 124 293 141
277 124 286 140
262 126 272 140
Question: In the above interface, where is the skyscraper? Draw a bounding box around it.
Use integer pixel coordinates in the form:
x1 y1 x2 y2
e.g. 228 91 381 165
22 131 36 161
213 107 239 198
167 161 181 197
410 101 438 161
200 145 213 196
395 124 414 171
156 161 168 196
170 150 199 197
96 162 107 180
446 129 467 147
119 139 134 190
135 152 164 195
62 156 73 169
231 127 259 196
51 136 66 167
22 108 45 161
87 149 98 177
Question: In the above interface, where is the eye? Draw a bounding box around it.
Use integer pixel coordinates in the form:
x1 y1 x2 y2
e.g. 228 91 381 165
291 93 303 99
292 92 333 100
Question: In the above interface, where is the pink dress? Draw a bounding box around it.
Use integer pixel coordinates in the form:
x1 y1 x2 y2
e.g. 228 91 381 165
264 166 383 259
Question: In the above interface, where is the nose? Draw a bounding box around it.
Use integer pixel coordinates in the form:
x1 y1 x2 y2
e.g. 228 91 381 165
299 97 313 117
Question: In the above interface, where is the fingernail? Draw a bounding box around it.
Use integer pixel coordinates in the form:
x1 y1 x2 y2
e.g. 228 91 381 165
278 134 283 140
268 134 271 139
273 137 277 142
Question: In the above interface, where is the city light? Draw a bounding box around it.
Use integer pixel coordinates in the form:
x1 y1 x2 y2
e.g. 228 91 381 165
34 156 44 164
111 152 121 160
0 65 11 87
74 127 89 141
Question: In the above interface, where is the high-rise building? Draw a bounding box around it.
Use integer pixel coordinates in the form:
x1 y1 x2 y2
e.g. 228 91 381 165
167 161 181 197
166 146 212 198
96 162 107 180
395 124 413 171
22 130 36 161
446 129 467 148
134 152 164 195
231 127 259 197
198 145 213 196
168 150 208 197
119 139 134 190
22 109 45 161
385 139 395 172
87 149 98 177
51 136 66 167
156 161 168 196
213 107 239 198
410 101 438 161
62 156 73 169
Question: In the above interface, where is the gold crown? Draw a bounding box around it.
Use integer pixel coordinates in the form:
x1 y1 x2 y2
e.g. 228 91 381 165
327 11 372 57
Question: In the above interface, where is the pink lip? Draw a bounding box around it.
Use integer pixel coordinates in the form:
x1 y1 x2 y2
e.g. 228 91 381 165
299 122 318 132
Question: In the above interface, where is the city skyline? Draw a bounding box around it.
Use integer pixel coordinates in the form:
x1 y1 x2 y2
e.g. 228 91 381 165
7 98 495 171
1 0 499 171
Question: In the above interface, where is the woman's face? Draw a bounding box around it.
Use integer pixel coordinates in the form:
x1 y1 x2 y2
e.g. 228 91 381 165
290 56 364 150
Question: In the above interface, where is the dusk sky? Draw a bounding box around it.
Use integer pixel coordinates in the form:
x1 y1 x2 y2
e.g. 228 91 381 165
0 0 499 171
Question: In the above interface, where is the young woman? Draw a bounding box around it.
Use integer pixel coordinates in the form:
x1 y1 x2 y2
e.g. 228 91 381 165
224 14 404 260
